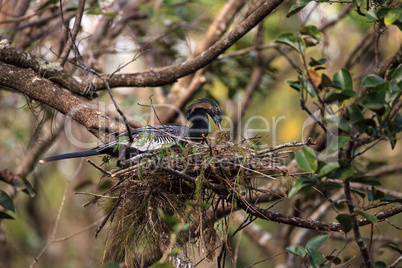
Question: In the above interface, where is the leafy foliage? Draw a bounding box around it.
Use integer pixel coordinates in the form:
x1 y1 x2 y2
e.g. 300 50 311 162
287 235 330 267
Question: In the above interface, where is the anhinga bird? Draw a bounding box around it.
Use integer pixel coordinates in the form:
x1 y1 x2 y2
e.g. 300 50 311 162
40 98 222 163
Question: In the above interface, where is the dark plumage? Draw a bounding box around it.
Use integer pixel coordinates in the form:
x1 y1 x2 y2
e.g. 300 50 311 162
40 98 222 163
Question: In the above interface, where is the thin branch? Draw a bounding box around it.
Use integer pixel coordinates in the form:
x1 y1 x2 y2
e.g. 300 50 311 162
59 0 86 66
30 160 84 267
86 69 134 145
255 139 314 155
88 0 285 90
16 116 65 175
344 30 376 69
352 137 385 159
344 178 374 268
318 3 354 31
244 252 287 268
53 219 103 243
95 195 122 237
86 159 112 175
389 255 402 268
232 211 277 256
368 163 402 177
232 22 266 140
331 233 402 244
376 45 402 78
384 219 402 230
326 179 402 199
74 192 119 199
218 44 279 59
237 200 402 233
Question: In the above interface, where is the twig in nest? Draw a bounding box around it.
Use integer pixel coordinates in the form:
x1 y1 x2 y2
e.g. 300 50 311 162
86 158 112 175
95 194 122 237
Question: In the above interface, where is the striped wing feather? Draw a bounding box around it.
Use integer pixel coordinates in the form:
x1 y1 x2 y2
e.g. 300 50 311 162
95 125 188 155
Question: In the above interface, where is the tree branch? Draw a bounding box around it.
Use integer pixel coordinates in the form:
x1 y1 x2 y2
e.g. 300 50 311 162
0 61 125 141
0 41 91 97
344 178 374 267
89 0 285 91
238 200 401 233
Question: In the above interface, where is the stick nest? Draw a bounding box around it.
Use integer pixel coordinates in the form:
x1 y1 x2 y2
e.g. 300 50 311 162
82 135 309 267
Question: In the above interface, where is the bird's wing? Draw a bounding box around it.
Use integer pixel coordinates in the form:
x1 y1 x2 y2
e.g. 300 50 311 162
95 125 189 154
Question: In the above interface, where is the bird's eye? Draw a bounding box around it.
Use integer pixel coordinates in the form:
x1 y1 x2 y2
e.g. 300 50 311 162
214 115 221 122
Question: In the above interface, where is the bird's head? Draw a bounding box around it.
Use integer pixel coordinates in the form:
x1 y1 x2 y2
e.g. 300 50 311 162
185 98 222 130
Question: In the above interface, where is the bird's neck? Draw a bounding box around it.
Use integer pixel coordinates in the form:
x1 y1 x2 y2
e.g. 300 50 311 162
188 110 209 140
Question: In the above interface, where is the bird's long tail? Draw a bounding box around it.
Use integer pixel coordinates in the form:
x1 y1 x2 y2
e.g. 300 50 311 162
39 149 100 163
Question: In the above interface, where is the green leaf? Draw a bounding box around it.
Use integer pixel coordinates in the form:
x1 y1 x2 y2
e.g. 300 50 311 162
388 82 401 103
301 76 316 97
300 25 323 42
382 243 402 254
0 211 14 220
306 235 329 250
318 162 340 177
355 209 377 224
374 261 387 268
296 147 317 173
391 64 402 85
372 187 386 200
173 223 191 233
326 255 342 265
366 10 378 21
352 188 366 199
380 194 399 202
346 105 365 124
38 0 58 10
325 89 357 104
330 136 350 151
86 9 103 15
336 214 353 233
105 12 117 18
323 115 351 134
384 9 401 26
329 161 356 180
309 57 327 67
360 83 388 110
367 187 387 201
286 0 312 17
275 33 305 54
361 75 385 87
158 209 179 226
377 8 392 19
0 190 15 212
395 113 402 132
321 74 333 87
286 245 307 258
287 80 302 92
288 176 315 198
333 69 353 90
67 2 79 10
389 132 397 149
21 177 36 197
306 247 324 268
350 176 381 186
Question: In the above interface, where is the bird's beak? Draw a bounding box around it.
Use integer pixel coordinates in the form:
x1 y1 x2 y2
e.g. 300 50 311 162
215 122 222 131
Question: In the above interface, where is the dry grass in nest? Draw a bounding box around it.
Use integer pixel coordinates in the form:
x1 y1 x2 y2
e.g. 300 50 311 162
78 135 311 267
